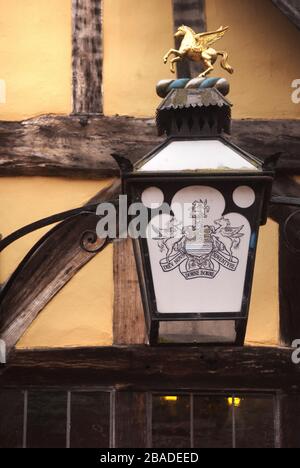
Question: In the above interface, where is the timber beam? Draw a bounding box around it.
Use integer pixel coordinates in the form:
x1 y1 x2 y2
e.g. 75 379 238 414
0 116 299 178
0 346 299 391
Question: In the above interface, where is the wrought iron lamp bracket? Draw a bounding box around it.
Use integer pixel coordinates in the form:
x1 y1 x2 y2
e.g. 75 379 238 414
0 200 119 308
0 201 119 255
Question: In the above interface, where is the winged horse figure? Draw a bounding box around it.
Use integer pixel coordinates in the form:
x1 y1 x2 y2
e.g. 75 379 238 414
163 25 234 78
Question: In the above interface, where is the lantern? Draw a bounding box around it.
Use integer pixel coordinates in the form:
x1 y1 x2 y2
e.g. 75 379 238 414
122 89 273 345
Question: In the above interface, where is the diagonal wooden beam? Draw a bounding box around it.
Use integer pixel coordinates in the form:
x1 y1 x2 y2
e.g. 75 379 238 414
0 179 121 357
72 0 103 114
272 0 300 30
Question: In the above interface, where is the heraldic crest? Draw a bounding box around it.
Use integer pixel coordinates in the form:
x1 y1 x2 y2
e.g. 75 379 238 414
152 200 244 280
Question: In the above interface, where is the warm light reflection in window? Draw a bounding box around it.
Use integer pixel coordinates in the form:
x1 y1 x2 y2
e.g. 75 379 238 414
162 396 178 402
227 397 242 408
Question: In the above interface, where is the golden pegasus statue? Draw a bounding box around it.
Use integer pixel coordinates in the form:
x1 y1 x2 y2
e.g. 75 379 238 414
163 25 234 78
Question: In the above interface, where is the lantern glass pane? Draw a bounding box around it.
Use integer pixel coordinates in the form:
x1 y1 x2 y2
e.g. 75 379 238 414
159 320 237 344
137 140 260 173
146 186 253 315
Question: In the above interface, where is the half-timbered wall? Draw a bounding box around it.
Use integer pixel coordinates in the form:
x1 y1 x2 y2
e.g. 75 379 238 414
0 0 299 351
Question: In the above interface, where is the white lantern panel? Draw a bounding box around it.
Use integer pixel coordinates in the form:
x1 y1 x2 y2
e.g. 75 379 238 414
147 186 251 314
138 140 259 172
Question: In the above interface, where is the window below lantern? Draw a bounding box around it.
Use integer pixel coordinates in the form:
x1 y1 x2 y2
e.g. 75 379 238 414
0 388 280 448
152 393 276 449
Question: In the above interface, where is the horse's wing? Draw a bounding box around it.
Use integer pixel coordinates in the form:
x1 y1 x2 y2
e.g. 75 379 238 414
194 26 229 50
232 233 244 239
233 225 244 232
222 226 244 238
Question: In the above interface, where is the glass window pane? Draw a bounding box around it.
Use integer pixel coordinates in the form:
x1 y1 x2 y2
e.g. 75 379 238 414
27 391 67 448
235 396 274 448
70 392 110 448
152 395 190 448
0 390 24 448
115 392 148 448
281 395 300 448
194 396 233 448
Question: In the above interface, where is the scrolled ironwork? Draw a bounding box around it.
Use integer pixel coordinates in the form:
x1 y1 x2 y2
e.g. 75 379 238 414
0 203 99 254
0 200 119 304
80 230 109 253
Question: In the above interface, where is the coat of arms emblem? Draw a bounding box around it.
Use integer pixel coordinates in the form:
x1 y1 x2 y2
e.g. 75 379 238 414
152 200 244 280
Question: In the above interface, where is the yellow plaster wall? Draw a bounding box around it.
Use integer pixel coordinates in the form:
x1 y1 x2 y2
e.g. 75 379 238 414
0 178 113 280
0 0 71 120
246 220 279 346
206 0 300 119
0 178 114 348
16 247 113 349
0 0 298 120
103 0 174 117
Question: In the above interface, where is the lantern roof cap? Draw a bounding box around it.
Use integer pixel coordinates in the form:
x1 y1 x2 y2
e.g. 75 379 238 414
157 87 232 111
156 88 232 137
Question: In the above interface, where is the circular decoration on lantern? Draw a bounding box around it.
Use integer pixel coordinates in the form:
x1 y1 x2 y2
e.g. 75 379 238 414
233 186 255 209
141 187 164 209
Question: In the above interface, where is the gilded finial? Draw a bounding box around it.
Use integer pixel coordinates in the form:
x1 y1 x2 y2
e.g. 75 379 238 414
163 25 234 78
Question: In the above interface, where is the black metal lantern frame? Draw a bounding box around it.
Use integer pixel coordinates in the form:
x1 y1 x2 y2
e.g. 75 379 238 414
123 135 273 346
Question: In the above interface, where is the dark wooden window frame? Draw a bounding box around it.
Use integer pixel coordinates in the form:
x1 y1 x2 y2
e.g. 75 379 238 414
0 347 300 448
0 387 283 448
151 391 280 449
272 0 300 29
